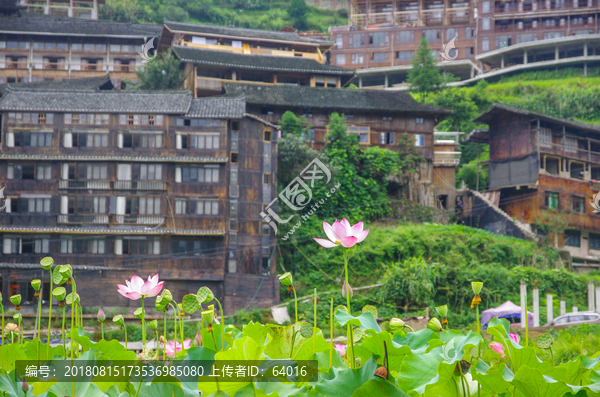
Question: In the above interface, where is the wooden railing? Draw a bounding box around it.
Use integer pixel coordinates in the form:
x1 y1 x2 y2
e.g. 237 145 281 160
113 181 166 190
434 151 461 165
23 61 138 72
57 214 109 224
181 40 324 63
59 180 111 189
112 215 165 225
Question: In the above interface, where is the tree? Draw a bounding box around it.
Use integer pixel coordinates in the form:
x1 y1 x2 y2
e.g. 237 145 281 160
132 49 185 90
407 35 444 103
287 0 310 31
277 134 322 188
433 88 478 132
279 111 306 137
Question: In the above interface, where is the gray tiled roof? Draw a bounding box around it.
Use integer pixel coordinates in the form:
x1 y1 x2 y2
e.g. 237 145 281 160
5 75 113 92
0 226 225 236
0 89 192 113
0 12 161 37
223 83 452 114
474 103 600 133
165 20 332 45
185 96 246 118
0 263 128 271
172 45 354 76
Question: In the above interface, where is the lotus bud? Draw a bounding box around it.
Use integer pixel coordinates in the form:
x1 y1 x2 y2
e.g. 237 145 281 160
10 294 21 306
148 320 158 330
31 279 41 292
278 272 293 286
40 257 54 270
342 280 353 299
471 282 483 295
159 335 165 344
389 317 406 333
97 307 106 323
113 314 124 327
374 366 388 380
21 379 29 393
427 317 444 332
194 331 203 347
52 287 66 301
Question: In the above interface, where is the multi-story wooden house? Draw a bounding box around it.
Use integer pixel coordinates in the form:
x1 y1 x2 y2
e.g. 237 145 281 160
0 7 160 86
0 76 279 313
465 103 600 271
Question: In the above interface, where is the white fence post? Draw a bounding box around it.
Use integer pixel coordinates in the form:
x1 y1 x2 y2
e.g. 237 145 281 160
520 280 527 328
546 294 553 324
533 287 540 327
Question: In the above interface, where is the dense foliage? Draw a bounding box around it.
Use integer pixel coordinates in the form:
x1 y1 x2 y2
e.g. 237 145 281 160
99 0 347 32
131 49 185 90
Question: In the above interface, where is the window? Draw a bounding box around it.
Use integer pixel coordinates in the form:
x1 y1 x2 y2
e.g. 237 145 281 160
516 33 537 44
37 164 52 180
466 47 474 58
65 113 109 125
349 33 365 48
416 117 424 124
122 131 163 148
263 129 272 141
302 128 315 141
67 196 107 215
563 137 577 152
371 52 388 63
415 134 425 147
335 54 346 65
564 230 580 247
9 197 51 213
397 31 414 44
347 126 370 144
545 158 559 175
133 164 162 180
572 196 585 213
545 191 559 208
60 237 105 254
262 224 271 236
424 29 441 42
481 18 491 30
20 131 52 147
175 199 188 215
79 164 108 180
120 237 160 255
263 173 271 184
195 199 219 215
465 27 475 40
481 1 490 12
539 127 552 147
351 53 364 64
118 114 163 126
230 152 239 163
231 120 239 131
590 233 600 250
482 37 490 52
570 162 584 179
126 197 161 215
447 28 458 39
380 132 395 145
369 32 389 47
66 130 109 148
171 239 217 255
397 50 414 62
7 164 50 180
180 165 220 183
3 236 49 254
335 35 343 49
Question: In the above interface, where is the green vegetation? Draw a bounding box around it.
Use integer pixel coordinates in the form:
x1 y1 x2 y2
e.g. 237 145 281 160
99 0 347 32
408 36 445 103
130 49 185 90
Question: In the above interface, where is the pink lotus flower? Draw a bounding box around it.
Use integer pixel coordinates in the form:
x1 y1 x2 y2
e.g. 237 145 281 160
161 339 192 357
490 333 519 358
334 343 346 356
117 275 164 301
342 280 353 299
314 218 369 248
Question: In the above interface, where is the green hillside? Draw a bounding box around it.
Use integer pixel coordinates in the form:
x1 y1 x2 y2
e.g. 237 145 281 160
100 0 347 32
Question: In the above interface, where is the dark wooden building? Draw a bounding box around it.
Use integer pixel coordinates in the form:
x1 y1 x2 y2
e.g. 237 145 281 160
465 103 600 271
0 76 279 313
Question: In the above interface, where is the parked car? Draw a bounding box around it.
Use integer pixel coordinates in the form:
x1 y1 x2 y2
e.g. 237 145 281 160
546 311 600 327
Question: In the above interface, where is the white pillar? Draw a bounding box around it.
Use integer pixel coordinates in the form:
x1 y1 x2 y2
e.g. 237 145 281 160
584 63 588 76
555 46 559 60
546 294 553 324
501 56 505 68
560 300 566 315
358 75 362 88
588 279 595 311
596 286 600 312
573 306 578 312
533 287 540 327
524 50 528 64
584 41 588 57
520 280 527 328
384 73 388 88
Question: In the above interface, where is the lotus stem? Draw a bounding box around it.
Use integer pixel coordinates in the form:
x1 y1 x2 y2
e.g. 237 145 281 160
292 285 298 323
525 293 529 347
124 324 128 350
61 305 66 359
17 309 22 345
329 297 334 369
215 298 225 351
343 249 355 369
101 321 104 341
313 288 317 356
36 288 42 344
47 272 53 359
1 304 4 372
163 311 167 362
141 296 146 350
169 303 178 351
178 308 184 350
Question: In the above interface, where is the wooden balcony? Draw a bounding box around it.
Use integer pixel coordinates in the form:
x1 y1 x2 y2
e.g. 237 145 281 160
182 40 324 63
57 214 109 225
112 215 165 225
59 180 111 190
113 181 167 190
434 151 461 166
196 76 276 91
